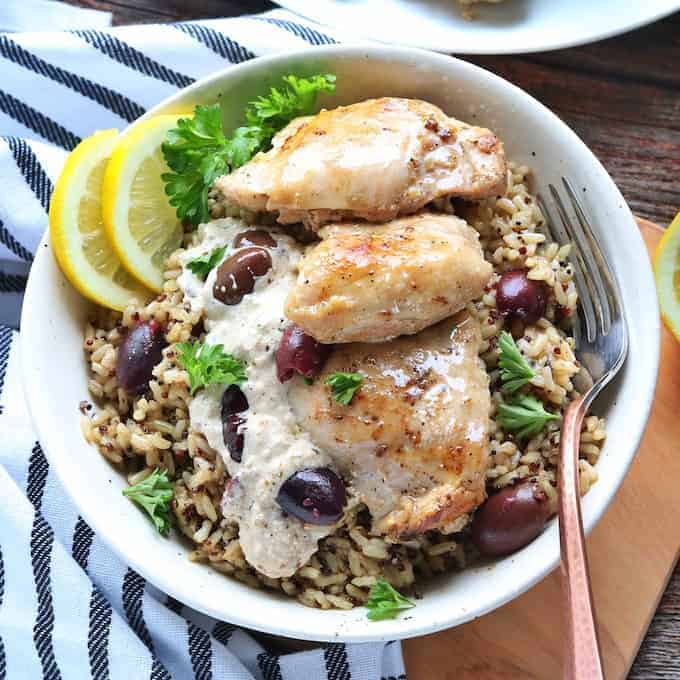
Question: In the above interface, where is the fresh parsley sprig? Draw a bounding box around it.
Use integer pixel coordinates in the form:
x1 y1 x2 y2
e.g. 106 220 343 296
176 341 246 395
161 105 231 225
161 73 336 225
122 469 174 536
365 578 415 621
245 74 336 132
325 371 363 405
498 331 535 393
186 245 227 280
497 394 560 439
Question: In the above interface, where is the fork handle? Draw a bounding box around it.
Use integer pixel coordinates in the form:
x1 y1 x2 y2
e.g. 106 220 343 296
559 395 605 680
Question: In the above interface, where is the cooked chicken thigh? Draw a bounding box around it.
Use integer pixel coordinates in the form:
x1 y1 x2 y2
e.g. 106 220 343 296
289 312 490 538
284 213 492 344
216 98 507 230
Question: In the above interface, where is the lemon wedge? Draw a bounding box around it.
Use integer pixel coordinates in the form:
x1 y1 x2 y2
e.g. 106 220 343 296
654 212 680 341
49 129 151 311
102 116 184 292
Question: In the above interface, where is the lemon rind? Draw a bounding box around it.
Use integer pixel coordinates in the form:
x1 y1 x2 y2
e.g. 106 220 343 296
102 116 182 293
49 129 151 311
654 213 680 340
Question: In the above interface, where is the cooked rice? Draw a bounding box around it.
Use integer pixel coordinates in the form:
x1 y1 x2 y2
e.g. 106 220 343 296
81 163 605 610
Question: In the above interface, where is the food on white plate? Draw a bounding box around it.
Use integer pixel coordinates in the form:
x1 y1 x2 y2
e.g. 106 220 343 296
285 213 493 343
163 74 337 227
179 218 334 578
68 72 605 618
215 97 507 230
289 311 490 539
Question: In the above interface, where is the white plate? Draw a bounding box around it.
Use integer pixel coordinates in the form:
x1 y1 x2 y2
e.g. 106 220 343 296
21 45 659 642
278 0 680 54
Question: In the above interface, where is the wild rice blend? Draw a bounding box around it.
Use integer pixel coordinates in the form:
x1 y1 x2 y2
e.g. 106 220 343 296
81 163 605 610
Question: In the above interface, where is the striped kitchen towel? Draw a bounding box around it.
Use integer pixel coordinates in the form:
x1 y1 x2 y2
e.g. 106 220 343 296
0 10 406 680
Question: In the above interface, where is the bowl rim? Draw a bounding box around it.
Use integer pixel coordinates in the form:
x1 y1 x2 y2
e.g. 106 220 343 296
20 44 660 643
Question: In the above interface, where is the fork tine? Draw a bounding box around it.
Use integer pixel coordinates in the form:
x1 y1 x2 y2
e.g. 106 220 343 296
536 194 564 244
548 184 599 343
537 194 585 346
562 178 618 332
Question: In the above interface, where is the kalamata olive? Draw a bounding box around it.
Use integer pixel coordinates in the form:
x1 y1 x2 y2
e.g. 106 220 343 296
213 247 272 305
116 320 166 394
275 324 332 382
276 467 347 525
221 385 248 462
496 270 548 324
233 229 277 249
221 384 249 417
471 482 551 557
223 414 246 462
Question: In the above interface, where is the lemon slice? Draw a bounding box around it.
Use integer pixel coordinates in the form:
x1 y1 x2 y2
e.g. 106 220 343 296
49 129 151 311
654 212 680 341
102 116 184 292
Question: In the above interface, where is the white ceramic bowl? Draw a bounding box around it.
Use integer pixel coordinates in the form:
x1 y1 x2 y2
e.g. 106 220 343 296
21 46 659 643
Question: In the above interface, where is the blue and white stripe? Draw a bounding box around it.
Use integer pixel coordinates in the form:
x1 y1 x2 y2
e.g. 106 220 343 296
72 30 196 90
0 9 404 680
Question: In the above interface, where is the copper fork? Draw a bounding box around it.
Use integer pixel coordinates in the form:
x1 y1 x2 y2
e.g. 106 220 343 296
538 179 629 680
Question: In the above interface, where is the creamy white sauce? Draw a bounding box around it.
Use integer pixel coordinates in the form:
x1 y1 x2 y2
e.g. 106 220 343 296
178 218 336 578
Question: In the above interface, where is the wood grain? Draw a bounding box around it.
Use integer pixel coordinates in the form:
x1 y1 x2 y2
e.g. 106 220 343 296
401 220 680 679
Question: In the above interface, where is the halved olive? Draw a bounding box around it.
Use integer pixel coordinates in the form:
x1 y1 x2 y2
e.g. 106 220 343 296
213 247 272 305
276 467 346 525
233 229 277 249
223 414 246 462
221 385 249 462
275 324 331 383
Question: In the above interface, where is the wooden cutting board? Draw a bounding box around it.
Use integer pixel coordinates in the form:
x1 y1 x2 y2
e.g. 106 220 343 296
403 219 680 680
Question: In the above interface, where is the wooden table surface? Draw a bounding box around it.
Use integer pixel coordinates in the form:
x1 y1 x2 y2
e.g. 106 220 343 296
62 1 680 675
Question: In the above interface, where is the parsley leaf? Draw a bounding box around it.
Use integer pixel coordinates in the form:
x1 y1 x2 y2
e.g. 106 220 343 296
176 341 246 395
186 245 227 280
122 468 174 536
497 394 560 439
498 331 535 393
161 104 232 226
365 578 415 621
161 73 336 225
245 74 337 133
325 372 363 405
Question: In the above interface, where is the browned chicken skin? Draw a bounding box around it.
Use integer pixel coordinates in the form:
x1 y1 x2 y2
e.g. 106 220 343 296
285 213 492 343
289 312 490 538
216 97 507 230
